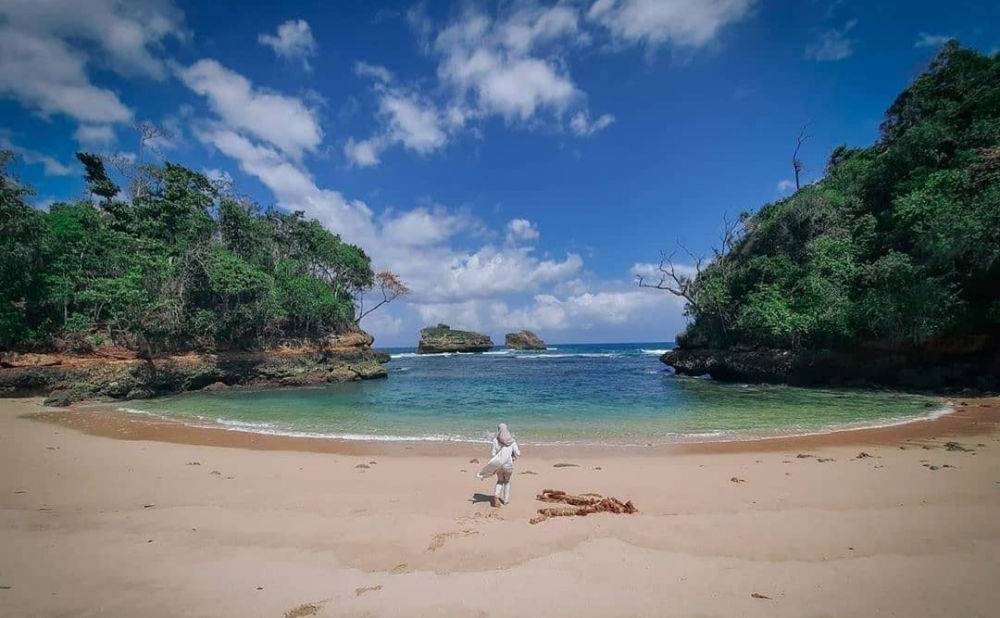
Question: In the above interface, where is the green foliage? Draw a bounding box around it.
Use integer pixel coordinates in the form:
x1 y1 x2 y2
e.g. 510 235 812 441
0 152 374 353
75 152 119 202
678 44 1000 351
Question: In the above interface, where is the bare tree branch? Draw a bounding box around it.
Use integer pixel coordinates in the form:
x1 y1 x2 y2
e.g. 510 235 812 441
636 250 702 311
792 124 811 190
356 271 410 323
637 213 745 320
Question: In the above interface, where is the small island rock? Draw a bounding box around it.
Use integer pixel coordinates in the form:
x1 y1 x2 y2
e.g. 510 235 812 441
417 324 493 354
505 330 546 350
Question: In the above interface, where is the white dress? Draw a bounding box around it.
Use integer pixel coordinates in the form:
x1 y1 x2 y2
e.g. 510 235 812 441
478 437 520 478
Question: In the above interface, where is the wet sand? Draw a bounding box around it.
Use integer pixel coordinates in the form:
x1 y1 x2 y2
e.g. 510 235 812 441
28 396 999 457
2 397 1000 616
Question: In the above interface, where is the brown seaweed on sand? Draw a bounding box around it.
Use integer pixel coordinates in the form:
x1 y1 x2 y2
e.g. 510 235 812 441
529 489 638 524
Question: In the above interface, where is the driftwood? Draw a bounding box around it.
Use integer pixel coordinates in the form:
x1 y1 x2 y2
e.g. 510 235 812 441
529 489 638 524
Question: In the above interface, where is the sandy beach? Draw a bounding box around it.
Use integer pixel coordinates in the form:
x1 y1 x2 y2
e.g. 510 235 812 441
2 397 1000 617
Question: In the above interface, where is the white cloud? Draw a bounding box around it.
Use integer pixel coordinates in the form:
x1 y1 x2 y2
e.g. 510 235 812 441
380 207 475 247
435 11 581 121
379 91 448 153
503 288 669 330
0 134 73 176
587 0 755 48
776 178 796 193
354 61 393 83
409 280 684 338
630 261 701 291
195 121 583 306
258 19 317 70
506 218 540 243
0 31 133 125
344 137 383 167
188 61 681 344
346 71 448 166
74 124 116 148
570 111 616 136
350 0 751 167
349 3 608 165
0 0 185 126
914 33 953 48
805 20 857 61
177 59 323 158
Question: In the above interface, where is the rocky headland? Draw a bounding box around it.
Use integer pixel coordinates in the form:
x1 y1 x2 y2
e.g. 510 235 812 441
505 330 546 350
417 324 493 354
661 336 1000 393
0 329 390 406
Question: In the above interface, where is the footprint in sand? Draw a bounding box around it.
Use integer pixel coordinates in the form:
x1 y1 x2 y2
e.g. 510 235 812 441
284 602 322 618
391 563 408 574
355 585 383 596
427 529 479 552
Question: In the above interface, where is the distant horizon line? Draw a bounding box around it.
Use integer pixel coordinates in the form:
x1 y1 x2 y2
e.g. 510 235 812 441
375 340 676 350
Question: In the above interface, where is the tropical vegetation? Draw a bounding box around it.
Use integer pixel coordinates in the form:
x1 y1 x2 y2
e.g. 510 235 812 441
644 43 999 352
1 152 404 354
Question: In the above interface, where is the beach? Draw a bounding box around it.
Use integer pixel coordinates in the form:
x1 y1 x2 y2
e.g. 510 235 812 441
2 397 1000 617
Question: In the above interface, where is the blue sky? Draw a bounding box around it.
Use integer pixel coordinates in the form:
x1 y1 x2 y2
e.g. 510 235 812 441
2 1 998 346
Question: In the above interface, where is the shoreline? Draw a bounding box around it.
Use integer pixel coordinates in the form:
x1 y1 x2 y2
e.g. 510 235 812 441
4 395 1000 616
24 396 1000 457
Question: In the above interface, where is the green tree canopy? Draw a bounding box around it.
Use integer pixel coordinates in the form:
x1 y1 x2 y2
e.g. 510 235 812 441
0 153 390 353
654 44 1000 352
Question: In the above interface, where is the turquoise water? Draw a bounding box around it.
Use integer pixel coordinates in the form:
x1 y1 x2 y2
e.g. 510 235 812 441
121 342 945 445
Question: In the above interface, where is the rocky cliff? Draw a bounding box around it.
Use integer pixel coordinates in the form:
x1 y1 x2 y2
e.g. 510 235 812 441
0 330 390 406
505 330 546 350
417 324 493 354
662 337 1000 393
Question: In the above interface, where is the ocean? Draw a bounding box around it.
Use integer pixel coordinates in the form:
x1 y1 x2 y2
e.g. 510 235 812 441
119 342 945 445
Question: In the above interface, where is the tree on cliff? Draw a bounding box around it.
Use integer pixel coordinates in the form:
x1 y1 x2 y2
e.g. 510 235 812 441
0 153 397 353
644 43 1000 352
356 271 410 323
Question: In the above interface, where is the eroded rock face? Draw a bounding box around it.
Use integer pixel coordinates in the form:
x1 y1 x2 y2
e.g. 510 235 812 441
505 330 546 350
661 345 1000 393
0 329 390 406
417 324 493 354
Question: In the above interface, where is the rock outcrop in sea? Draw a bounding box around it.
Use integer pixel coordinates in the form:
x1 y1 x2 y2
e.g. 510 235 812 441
505 330 546 350
417 324 493 354
0 329 390 406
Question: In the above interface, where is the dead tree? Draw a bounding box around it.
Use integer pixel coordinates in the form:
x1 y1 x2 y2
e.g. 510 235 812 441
636 214 744 318
356 271 410 323
101 121 173 200
636 248 704 313
792 125 811 190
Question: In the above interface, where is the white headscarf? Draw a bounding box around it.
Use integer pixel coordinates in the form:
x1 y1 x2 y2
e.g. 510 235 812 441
496 423 513 447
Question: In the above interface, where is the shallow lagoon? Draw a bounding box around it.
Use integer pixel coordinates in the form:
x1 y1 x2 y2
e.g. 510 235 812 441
124 342 943 445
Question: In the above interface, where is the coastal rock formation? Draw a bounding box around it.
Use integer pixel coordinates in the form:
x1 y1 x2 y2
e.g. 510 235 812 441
662 337 1000 392
504 330 546 350
0 329 390 406
417 324 493 354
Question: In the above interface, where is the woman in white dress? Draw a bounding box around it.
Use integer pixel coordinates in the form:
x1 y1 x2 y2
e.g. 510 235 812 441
477 423 521 507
